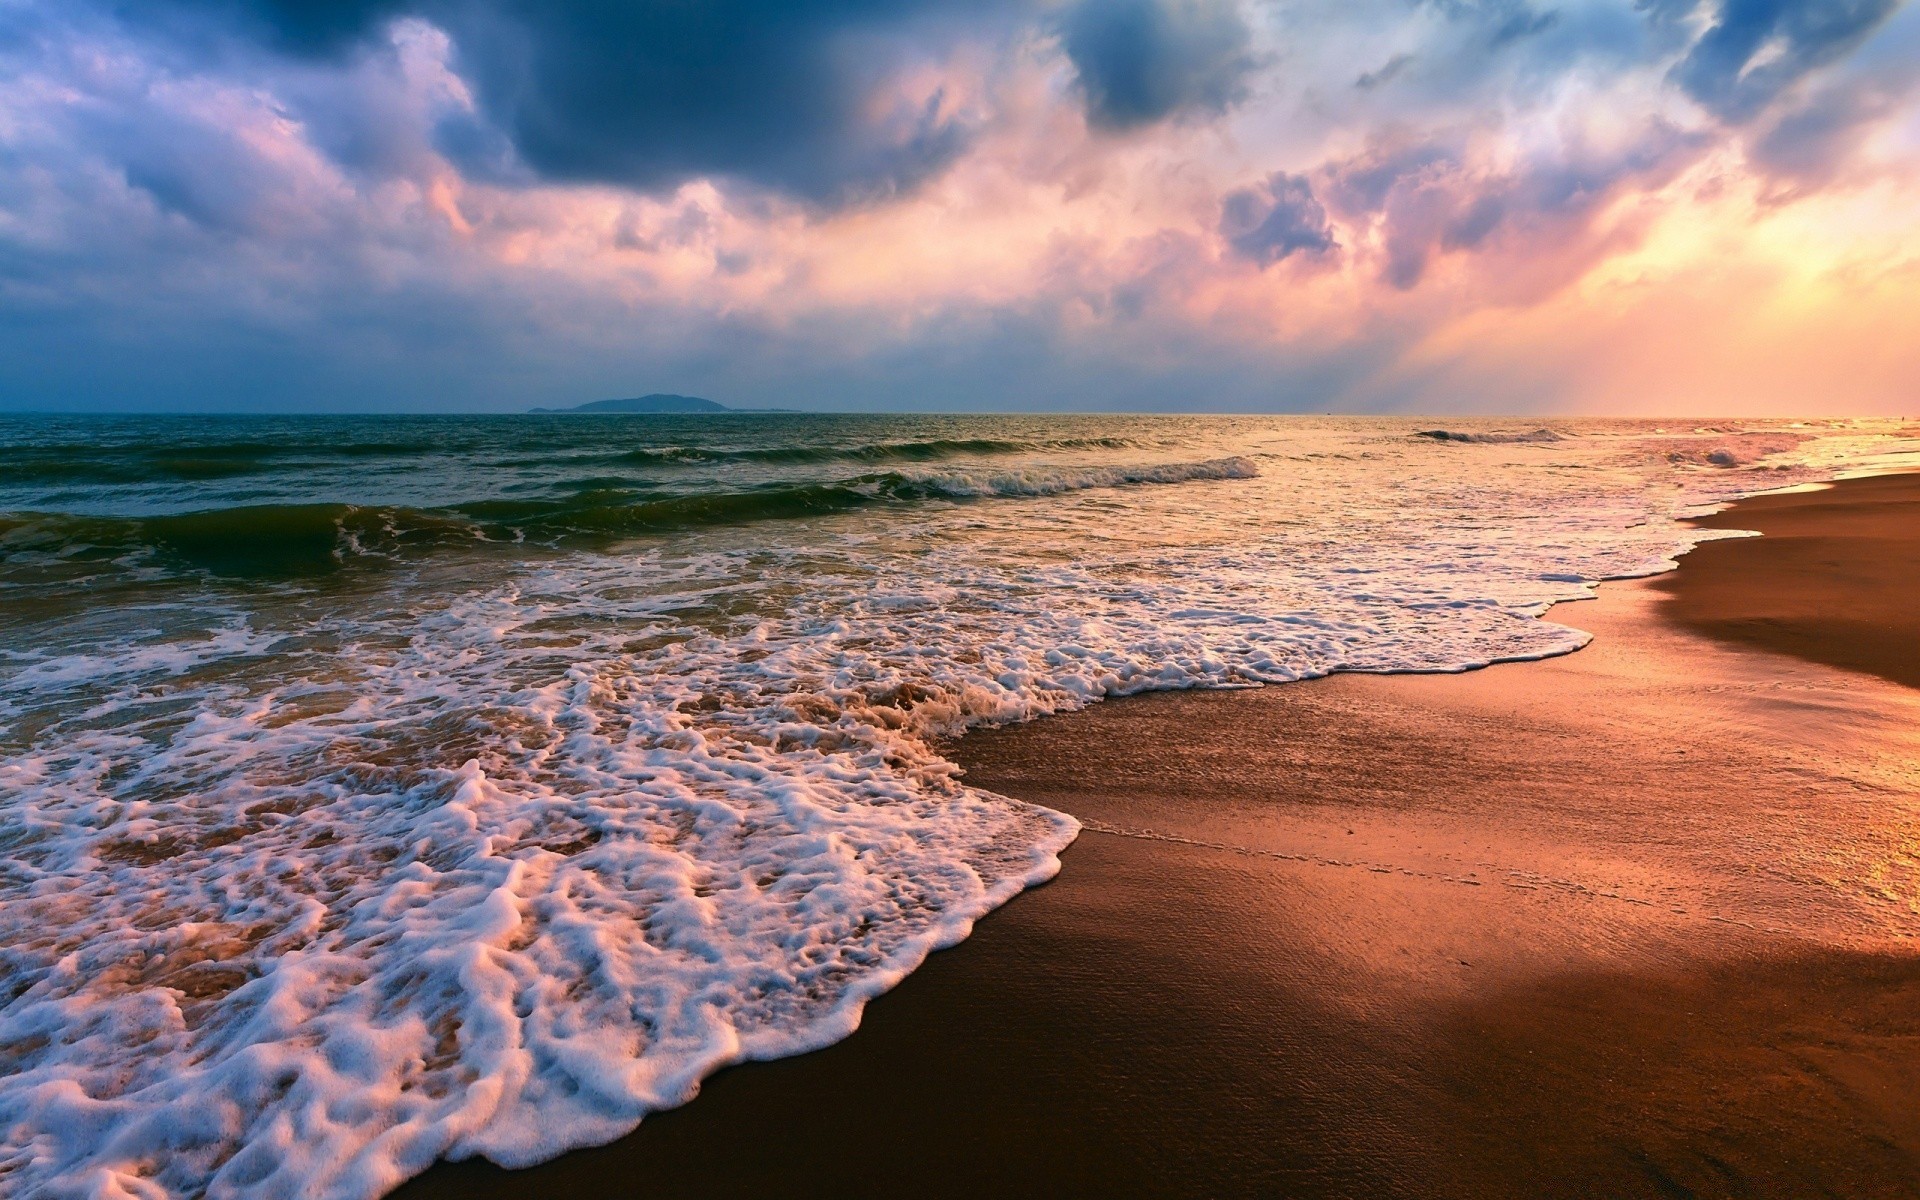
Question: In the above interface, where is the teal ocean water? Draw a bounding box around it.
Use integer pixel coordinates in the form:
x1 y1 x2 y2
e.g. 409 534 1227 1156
2 413 1914 1197
0 414 1201 578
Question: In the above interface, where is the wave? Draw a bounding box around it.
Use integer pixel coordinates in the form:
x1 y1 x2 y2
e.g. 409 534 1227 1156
885 456 1257 497
613 435 1141 467
0 457 1257 578
0 504 480 578
2 434 1148 489
1414 428 1565 444
4 440 445 484
1667 441 1806 469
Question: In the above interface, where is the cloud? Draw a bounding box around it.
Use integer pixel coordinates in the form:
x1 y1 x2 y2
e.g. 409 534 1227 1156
1220 173 1337 265
1488 4 1558 48
1741 4 1920 192
2 0 1918 415
1669 0 1899 122
1059 0 1255 130
1748 80 1898 190
113 0 409 58
1321 122 1707 290
127 0 1025 204
435 1 1011 205
1355 53 1414 91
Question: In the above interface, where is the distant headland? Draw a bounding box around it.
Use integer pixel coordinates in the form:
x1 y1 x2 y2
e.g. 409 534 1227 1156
529 394 796 414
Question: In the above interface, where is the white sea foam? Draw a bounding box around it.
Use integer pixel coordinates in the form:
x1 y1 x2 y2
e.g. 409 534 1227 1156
3 421 1917 1198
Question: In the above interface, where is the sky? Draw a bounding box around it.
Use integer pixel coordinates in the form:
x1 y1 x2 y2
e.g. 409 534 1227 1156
1 0 1917 414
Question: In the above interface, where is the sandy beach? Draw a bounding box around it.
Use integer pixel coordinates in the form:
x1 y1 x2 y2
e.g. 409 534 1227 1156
398 472 1920 1199
1656 470 1920 690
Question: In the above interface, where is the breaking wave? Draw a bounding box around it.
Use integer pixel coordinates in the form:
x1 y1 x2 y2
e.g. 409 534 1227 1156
0 458 1257 578
612 435 1142 466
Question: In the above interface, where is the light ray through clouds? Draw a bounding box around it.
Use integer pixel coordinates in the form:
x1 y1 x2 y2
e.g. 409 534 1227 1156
0 0 1915 412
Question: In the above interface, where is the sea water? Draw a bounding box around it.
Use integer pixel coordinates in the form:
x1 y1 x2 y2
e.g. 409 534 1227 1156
2 414 1915 1197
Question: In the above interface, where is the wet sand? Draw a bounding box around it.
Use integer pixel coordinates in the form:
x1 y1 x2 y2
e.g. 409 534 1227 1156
399 473 1920 1199
1656 470 1920 690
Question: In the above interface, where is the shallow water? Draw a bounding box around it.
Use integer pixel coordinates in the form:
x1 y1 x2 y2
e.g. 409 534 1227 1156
2 413 1916 1197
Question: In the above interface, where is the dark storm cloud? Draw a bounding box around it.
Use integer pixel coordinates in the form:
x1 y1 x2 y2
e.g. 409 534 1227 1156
139 0 1267 196
128 0 1024 204
1669 0 1900 121
436 1 1012 204
111 0 409 57
1058 0 1256 130
1220 173 1337 265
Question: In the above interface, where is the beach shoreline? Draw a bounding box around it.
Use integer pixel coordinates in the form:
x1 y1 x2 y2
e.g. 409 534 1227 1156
398 472 1920 1199
1656 470 1920 691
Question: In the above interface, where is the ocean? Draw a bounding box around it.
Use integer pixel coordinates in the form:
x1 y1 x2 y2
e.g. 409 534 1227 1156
3 413 1916 1196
